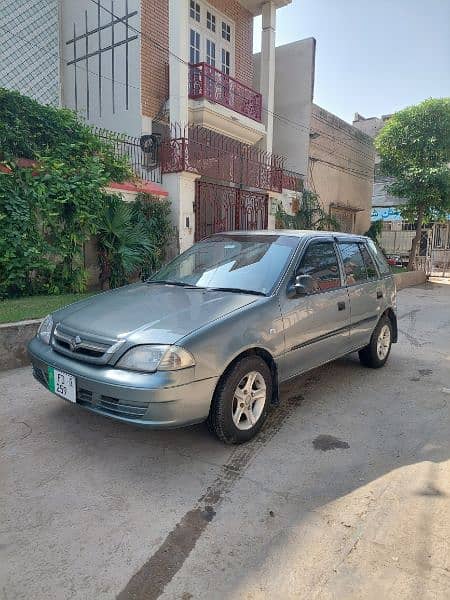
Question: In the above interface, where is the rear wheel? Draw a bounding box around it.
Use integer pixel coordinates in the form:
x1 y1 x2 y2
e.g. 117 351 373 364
359 316 393 368
207 356 272 444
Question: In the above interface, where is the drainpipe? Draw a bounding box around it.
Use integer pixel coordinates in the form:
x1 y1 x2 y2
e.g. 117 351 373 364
259 2 276 154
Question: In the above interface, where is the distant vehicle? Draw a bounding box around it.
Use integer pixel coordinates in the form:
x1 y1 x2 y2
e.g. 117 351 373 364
386 254 403 267
29 231 397 444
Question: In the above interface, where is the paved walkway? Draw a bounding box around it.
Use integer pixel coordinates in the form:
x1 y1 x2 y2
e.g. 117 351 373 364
1 282 449 599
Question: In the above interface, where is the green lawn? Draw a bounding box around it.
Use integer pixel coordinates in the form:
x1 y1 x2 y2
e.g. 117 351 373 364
0 293 97 324
391 266 407 274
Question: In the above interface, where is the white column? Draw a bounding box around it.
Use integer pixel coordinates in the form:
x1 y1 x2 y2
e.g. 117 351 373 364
163 172 200 253
259 2 276 153
169 0 189 126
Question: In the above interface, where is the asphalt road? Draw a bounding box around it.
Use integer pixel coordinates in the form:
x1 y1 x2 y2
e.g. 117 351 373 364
1 282 449 600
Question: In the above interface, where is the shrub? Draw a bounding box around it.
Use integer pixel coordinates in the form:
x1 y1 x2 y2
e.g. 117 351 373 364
0 88 132 298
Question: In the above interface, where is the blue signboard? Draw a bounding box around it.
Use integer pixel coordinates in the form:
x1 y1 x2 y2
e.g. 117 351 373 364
371 207 403 221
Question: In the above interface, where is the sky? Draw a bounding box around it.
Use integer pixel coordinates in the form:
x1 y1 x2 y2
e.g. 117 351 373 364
253 0 450 124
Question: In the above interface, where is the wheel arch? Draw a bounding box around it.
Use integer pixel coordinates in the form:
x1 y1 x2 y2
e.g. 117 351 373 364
383 308 398 343
213 347 279 406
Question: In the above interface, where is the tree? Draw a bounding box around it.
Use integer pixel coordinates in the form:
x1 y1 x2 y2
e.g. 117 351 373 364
375 98 450 270
276 190 340 231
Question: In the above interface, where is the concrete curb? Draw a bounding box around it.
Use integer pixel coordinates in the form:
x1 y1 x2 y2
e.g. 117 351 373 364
0 271 428 372
0 319 42 372
393 270 427 290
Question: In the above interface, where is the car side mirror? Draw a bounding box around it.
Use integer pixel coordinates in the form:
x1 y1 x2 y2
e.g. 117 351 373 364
287 274 314 298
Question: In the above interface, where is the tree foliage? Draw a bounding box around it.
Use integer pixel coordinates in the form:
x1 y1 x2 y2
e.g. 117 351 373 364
0 88 132 297
276 190 340 231
375 98 450 268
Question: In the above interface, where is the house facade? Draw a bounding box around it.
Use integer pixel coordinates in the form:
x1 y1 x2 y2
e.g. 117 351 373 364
58 0 300 251
255 39 375 235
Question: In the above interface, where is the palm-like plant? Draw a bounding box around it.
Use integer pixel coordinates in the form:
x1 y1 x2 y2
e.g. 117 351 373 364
276 190 340 231
97 195 154 289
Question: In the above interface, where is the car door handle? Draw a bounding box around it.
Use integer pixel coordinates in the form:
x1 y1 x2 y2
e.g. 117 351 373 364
337 301 346 311
377 290 383 299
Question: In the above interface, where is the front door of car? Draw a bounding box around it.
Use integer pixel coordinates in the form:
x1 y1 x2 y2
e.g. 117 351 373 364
337 241 384 350
278 239 351 382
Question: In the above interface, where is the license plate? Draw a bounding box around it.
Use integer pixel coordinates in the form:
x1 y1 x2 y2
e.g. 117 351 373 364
48 367 76 403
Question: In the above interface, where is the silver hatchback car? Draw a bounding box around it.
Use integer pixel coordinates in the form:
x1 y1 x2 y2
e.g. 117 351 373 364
29 231 397 444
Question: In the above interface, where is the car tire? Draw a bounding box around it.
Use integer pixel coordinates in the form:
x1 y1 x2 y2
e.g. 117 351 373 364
358 315 393 369
207 356 272 444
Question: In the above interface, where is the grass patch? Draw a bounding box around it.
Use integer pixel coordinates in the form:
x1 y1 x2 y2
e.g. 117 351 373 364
0 293 97 324
391 266 407 274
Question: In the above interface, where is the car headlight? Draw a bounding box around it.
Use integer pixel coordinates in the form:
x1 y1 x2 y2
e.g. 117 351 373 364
38 314 54 345
116 345 195 373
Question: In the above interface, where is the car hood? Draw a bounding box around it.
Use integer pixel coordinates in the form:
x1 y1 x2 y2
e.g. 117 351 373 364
53 283 260 344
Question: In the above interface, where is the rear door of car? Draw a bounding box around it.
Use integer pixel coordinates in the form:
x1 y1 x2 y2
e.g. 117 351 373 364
336 239 385 350
278 237 351 381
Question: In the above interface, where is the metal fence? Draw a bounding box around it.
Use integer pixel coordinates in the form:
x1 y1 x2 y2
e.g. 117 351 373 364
94 127 162 184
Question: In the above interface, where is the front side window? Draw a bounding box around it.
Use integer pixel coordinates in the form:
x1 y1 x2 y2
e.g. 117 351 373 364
339 242 367 285
359 243 378 279
297 242 342 293
190 29 200 64
150 234 300 295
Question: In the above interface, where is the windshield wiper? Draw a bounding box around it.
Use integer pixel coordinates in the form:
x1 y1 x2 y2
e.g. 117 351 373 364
146 280 205 289
206 286 267 296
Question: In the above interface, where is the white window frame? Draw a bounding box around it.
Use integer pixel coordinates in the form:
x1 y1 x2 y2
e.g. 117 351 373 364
188 0 234 76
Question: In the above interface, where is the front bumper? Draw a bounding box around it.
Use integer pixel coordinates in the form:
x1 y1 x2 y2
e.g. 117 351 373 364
28 337 218 428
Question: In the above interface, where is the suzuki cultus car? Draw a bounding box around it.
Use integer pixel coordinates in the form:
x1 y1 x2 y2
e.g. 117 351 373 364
29 231 397 443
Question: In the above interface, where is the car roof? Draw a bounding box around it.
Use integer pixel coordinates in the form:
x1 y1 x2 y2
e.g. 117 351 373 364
213 230 368 241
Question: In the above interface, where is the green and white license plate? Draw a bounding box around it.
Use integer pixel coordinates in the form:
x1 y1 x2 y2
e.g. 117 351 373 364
48 367 76 403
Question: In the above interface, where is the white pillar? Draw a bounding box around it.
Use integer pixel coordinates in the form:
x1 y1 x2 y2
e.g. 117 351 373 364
163 172 200 253
169 0 189 126
259 2 276 153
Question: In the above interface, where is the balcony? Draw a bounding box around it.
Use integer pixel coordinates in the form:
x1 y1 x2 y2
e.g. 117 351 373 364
188 63 266 146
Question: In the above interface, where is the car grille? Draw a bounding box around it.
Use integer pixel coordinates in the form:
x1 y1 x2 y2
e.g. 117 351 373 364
51 325 122 365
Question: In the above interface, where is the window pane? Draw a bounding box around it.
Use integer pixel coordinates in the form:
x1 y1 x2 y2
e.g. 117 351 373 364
297 242 341 293
222 21 231 41
339 243 367 284
190 29 200 64
366 239 391 275
207 11 216 31
359 243 378 279
221 49 230 74
206 39 215 66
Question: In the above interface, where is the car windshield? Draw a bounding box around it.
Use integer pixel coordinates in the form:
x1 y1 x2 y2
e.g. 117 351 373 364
149 234 300 295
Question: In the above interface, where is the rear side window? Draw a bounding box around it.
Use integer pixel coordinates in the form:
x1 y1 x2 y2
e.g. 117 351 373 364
359 243 378 279
297 242 342 293
338 242 367 285
366 239 391 276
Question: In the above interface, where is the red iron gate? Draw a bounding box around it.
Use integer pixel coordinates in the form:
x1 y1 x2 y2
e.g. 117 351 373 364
194 181 268 241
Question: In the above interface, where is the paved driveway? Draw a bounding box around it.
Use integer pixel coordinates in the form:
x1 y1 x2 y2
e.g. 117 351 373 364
1 283 449 600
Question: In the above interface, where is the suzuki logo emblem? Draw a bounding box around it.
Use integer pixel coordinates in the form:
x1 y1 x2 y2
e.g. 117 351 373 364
70 335 82 351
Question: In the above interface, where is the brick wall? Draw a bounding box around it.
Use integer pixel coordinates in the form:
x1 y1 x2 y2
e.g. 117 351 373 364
141 0 254 119
141 0 169 119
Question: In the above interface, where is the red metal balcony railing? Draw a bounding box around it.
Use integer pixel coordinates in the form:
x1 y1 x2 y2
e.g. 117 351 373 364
189 63 263 123
160 123 285 193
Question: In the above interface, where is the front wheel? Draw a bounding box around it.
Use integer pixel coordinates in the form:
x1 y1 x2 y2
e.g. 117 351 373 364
359 316 393 368
207 356 272 444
